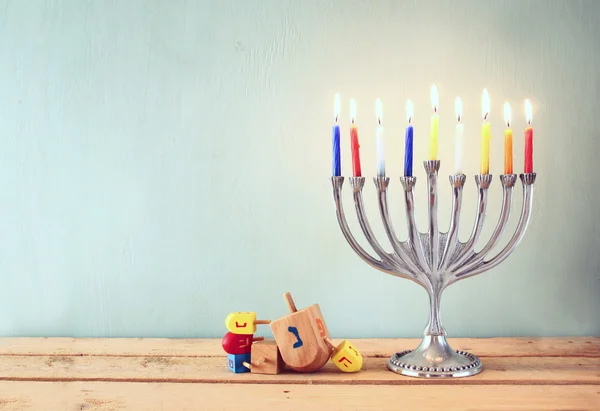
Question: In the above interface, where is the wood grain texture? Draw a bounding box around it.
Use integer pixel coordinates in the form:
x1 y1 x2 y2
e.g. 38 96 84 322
0 382 597 411
0 355 597 385
0 337 597 357
0 337 597 410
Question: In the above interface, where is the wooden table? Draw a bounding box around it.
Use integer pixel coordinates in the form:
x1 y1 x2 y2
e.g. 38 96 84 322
0 337 598 410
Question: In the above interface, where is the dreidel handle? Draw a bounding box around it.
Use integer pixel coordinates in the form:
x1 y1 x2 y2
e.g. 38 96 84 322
255 320 271 325
283 292 298 313
323 337 336 351
253 336 265 342
242 357 265 370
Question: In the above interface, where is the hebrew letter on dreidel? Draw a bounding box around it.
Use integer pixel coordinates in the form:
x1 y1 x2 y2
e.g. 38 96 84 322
287 327 304 348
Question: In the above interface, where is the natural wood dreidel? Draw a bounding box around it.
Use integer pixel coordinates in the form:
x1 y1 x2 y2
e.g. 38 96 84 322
270 292 332 373
243 340 284 375
324 337 363 373
224 312 271 335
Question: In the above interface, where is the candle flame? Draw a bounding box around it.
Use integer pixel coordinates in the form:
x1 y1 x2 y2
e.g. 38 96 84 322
455 97 463 123
334 93 340 123
431 84 439 113
525 99 532 125
504 102 512 128
350 98 357 124
482 88 490 120
375 98 382 125
406 99 414 124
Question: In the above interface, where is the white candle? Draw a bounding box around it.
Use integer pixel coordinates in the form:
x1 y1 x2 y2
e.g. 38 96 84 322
454 97 464 174
375 98 385 177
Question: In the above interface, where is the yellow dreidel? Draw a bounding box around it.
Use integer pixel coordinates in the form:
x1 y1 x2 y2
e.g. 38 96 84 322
324 337 363 373
225 312 271 335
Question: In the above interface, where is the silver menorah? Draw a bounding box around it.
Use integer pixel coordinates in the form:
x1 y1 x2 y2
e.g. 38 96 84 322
331 160 536 378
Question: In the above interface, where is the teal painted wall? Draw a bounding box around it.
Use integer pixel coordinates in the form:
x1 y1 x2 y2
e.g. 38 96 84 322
0 0 598 338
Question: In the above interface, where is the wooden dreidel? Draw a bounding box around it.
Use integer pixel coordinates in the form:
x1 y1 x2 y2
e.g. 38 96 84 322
221 332 265 355
227 353 251 373
225 312 271 335
324 337 363 373
246 340 285 375
270 292 332 373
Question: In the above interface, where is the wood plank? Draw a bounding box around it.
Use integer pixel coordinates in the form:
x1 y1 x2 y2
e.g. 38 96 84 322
0 337 597 357
0 381 597 411
0 355 597 385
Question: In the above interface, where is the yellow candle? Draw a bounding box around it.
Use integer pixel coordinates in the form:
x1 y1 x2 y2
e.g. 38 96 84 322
429 84 439 160
503 102 513 174
480 89 491 174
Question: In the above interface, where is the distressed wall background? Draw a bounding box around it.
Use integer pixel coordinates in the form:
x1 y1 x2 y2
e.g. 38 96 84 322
0 0 598 338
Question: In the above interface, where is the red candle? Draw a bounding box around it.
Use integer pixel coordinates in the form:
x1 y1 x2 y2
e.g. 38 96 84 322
350 98 362 177
524 99 533 173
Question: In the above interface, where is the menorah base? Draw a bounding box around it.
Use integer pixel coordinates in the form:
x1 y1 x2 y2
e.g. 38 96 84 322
387 335 483 378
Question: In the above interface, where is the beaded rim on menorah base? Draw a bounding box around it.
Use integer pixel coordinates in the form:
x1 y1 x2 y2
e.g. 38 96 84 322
387 335 482 378
331 160 536 379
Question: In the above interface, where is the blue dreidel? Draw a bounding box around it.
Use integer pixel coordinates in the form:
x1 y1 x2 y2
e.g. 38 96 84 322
227 353 251 373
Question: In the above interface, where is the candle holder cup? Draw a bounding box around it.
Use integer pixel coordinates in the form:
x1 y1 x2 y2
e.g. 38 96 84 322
331 160 536 378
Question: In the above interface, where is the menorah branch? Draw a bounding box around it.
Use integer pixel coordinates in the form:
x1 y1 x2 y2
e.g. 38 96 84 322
350 177 411 273
399 176 430 273
454 174 517 277
439 174 466 271
331 177 390 272
448 174 492 271
455 173 536 280
375 177 424 278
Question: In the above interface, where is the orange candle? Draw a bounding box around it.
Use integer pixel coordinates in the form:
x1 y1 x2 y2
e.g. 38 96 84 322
503 102 513 174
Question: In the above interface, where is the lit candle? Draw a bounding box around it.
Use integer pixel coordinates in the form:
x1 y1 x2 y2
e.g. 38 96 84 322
332 93 341 176
375 98 385 177
350 98 362 177
503 102 513 174
454 97 464 174
404 99 414 177
429 85 439 160
480 89 491 174
524 99 534 173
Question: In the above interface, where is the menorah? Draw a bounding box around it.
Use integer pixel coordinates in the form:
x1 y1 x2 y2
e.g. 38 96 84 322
331 160 536 378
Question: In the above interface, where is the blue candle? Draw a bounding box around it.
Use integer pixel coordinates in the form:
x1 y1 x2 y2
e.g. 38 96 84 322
332 94 341 176
404 99 414 177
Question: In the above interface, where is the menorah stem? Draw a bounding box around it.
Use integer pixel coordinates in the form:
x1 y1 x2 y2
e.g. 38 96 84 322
425 282 445 336
424 161 440 270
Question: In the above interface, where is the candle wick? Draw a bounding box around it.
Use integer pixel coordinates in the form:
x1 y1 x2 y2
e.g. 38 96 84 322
484 112 489 121
378 118 381 125
408 116 412 124
457 114 461 123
